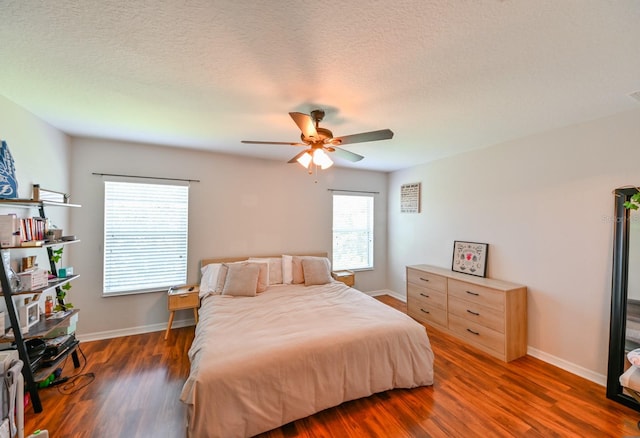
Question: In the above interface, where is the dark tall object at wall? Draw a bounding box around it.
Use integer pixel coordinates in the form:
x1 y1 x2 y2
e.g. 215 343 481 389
607 187 640 411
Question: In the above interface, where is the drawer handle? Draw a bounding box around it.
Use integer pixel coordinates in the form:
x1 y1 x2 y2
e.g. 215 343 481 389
419 277 430 282
466 328 480 335
466 309 480 316
420 293 429 298
466 290 479 296
420 308 430 314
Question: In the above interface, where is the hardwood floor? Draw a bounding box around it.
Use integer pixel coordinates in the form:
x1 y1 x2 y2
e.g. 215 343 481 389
24 295 640 437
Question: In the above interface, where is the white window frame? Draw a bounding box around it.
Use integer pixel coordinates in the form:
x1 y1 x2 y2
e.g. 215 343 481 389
332 193 374 271
102 177 189 296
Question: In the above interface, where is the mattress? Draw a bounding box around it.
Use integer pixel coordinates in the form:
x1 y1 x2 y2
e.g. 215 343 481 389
180 281 434 438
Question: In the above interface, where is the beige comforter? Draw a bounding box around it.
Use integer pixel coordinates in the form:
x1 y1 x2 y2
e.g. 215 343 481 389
180 282 434 438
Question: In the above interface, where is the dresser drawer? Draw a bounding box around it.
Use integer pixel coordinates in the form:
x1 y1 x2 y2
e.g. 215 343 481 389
169 292 200 310
448 279 504 311
448 314 505 355
408 284 446 310
448 296 504 333
408 304 447 328
407 268 446 292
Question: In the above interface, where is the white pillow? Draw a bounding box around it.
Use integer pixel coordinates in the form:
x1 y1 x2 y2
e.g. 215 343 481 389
282 254 293 284
293 256 331 284
629 348 640 367
221 263 260 297
199 263 222 298
249 257 282 285
302 257 332 286
248 260 269 292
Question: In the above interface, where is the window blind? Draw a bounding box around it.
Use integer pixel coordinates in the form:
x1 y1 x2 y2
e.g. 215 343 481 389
103 180 188 295
332 194 374 270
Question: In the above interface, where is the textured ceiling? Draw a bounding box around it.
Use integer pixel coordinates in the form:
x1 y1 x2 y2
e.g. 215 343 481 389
1 1 639 172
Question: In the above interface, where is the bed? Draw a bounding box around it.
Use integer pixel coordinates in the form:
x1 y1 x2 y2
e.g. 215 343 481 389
180 254 434 438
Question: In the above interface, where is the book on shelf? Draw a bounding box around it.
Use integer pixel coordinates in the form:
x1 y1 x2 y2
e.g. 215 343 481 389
20 240 44 247
20 217 46 242
0 214 21 248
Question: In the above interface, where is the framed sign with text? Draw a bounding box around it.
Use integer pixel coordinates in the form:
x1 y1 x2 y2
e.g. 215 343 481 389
400 182 421 213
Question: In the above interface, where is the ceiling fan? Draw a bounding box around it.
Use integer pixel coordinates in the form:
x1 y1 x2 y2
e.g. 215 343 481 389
241 109 394 170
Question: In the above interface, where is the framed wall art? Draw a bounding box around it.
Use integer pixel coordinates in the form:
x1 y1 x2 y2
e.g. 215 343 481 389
452 240 489 277
0 140 18 199
400 182 421 213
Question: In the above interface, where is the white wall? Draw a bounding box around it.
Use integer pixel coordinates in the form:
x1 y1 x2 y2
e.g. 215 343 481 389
388 108 640 383
0 95 71 321
0 97 70 198
69 137 388 339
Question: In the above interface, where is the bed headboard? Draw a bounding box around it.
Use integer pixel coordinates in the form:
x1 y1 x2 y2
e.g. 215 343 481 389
201 252 328 267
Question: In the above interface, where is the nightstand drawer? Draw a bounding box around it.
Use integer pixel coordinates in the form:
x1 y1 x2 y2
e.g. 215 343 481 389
168 292 200 310
332 270 355 287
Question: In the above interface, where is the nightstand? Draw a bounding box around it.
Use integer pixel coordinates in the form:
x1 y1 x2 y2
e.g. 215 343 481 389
164 284 200 340
332 270 355 287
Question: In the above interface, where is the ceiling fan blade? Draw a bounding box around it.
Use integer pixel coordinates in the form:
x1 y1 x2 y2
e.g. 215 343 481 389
241 140 305 146
289 112 318 140
287 150 310 163
331 129 394 145
332 147 365 162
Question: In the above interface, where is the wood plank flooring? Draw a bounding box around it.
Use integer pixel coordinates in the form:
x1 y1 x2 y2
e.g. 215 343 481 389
23 295 640 437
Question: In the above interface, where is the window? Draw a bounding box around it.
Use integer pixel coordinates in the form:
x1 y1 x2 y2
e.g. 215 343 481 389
332 194 374 270
103 179 189 295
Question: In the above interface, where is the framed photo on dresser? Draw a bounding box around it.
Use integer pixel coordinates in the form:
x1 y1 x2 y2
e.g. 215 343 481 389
452 240 488 277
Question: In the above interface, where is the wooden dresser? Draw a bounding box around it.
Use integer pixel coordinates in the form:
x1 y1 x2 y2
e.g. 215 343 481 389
406 264 527 362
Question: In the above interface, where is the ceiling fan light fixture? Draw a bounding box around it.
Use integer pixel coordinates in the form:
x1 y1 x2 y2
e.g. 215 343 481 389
313 149 333 169
320 159 333 170
297 151 313 168
241 108 392 170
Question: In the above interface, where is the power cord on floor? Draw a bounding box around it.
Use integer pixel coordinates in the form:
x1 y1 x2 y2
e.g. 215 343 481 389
40 344 95 394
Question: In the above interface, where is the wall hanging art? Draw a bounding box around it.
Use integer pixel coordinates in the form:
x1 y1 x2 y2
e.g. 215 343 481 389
0 140 18 199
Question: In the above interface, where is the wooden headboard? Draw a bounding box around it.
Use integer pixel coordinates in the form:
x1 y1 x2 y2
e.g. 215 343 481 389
201 252 328 267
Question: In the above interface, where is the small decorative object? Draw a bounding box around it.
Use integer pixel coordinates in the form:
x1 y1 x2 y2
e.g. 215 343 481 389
32 184 69 203
452 240 489 277
0 251 21 293
0 140 18 199
17 268 49 289
21 255 37 271
46 228 63 241
18 301 40 331
45 296 53 315
58 266 74 278
401 182 421 213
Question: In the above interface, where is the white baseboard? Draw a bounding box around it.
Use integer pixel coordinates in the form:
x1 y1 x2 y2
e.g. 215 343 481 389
526 346 606 386
366 289 406 302
77 318 195 343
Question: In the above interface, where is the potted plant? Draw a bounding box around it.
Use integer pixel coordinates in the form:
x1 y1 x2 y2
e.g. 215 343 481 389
624 191 640 210
50 247 73 311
